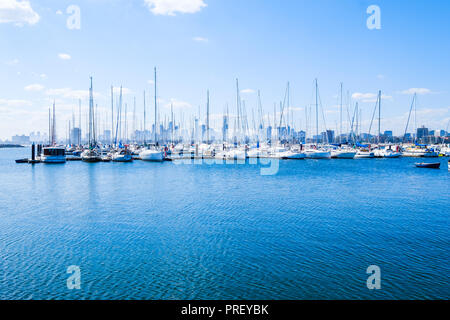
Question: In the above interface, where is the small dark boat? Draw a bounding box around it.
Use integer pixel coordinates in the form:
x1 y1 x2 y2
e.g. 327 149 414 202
15 158 29 163
415 162 440 169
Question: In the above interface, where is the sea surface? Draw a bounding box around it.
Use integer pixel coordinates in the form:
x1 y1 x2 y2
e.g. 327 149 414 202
0 147 448 300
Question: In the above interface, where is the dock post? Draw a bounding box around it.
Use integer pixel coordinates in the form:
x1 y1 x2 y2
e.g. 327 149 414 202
32 143 35 161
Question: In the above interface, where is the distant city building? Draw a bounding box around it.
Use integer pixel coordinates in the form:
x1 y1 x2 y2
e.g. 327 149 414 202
12 134 30 145
417 126 429 140
70 127 81 145
326 130 335 143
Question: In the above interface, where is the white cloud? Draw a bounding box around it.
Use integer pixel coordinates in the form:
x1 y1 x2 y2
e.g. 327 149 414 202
45 88 101 100
56 10 63 15
352 92 392 103
377 74 385 80
112 87 133 95
144 0 207 16
40 73 47 79
0 0 40 26
400 88 433 95
24 83 45 91
6 58 19 65
147 80 154 85
193 36 208 42
164 98 192 109
58 53 71 60
241 89 255 94
0 98 32 107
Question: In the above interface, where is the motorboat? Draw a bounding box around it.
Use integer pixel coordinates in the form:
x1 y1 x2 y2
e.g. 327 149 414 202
40 146 66 163
415 162 440 169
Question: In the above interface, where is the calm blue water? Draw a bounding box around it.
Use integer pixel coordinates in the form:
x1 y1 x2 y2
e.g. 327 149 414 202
0 147 448 300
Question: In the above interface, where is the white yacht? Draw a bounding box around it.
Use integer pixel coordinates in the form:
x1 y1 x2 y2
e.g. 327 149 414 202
111 149 133 162
354 150 375 159
374 148 401 158
139 148 164 162
81 149 102 162
403 147 438 157
305 149 331 159
40 146 66 163
271 146 306 159
225 148 247 160
331 148 357 159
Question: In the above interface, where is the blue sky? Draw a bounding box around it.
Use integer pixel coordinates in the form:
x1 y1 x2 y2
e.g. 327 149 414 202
1 0 449 140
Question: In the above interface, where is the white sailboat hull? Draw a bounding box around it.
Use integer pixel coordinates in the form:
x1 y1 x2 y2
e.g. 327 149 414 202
112 154 133 162
278 151 306 159
305 150 331 159
331 151 356 159
140 150 164 162
355 152 375 159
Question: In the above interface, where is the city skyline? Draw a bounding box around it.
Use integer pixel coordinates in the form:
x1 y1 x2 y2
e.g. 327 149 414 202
1 0 450 140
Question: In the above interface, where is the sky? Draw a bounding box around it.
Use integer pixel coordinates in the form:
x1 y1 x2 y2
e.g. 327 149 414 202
1 0 450 140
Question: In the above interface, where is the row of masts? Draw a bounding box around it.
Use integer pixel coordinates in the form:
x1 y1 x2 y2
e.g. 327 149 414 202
55 75 423 147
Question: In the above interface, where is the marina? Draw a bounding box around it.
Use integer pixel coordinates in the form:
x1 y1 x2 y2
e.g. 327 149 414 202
12 72 450 168
1 0 449 304
2 147 449 300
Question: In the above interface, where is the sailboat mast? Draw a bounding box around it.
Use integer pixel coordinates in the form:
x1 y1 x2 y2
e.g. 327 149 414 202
315 79 319 144
378 90 381 143
143 91 146 144
154 67 157 143
207 90 210 144
78 99 81 146
340 82 343 143
88 77 93 148
48 107 51 145
171 103 174 144
236 79 241 143
52 100 56 145
111 86 114 146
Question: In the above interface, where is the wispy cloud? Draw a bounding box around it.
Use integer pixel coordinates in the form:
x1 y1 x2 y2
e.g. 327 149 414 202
144 0 207 16
241 89 255 94
164 98 192 109
58 53 71 60
193 36 208 42
112 87 133 95
0 0 40 26
45 88 102 100
24 84 45 91
0 98 32 107
56 10 63 15
352 92 392 103
400 88 434 95
5 58 19 66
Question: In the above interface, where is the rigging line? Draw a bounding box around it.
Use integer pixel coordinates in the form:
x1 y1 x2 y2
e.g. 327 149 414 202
368 94 379 137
